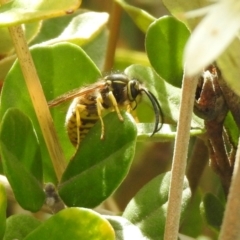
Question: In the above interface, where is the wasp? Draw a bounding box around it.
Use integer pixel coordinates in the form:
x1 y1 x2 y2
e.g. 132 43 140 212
48 73 163 147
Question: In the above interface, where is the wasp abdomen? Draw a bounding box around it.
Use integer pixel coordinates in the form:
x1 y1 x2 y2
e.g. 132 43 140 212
65 96 100 146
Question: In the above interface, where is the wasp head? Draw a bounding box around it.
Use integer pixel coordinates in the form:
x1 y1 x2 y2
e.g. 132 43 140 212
127 76 163 136
104 73 163 136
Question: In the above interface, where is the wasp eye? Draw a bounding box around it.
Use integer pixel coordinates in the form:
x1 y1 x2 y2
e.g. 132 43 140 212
129 80 140 101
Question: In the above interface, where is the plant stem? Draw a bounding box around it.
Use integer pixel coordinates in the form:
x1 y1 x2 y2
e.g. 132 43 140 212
103 0 122 71
164 70 198 240
219 138 240 239
8 25 66 182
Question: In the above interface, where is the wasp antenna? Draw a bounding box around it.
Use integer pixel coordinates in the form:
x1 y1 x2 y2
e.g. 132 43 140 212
141 88 163 136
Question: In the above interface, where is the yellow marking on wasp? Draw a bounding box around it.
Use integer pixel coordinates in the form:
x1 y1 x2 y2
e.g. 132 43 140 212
108 91 124 122
96 94 105 140
75 104 83 146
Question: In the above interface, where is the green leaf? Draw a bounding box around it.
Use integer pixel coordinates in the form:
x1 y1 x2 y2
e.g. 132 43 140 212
0 142 44 212
0 55 16 82
41 11 109 46
217 38 240 98
196 236 212 240
125 64 204 130
0 22 41 54
30 10 108 69
122 171 191 240
200 193 225 232
105 215 146 240
162 0 209 30
145 16 190 87
0 108 45 212
224 112 239 148
115 0 155 33
0 108 43 182
24 208 115 240
0 183 7 239
25 22 43 45
0 42 102 182
0 22 41 80
136 123 204 142
59 112 137 208
30 11 81 45
4 214 41 240
180 189 203 238
0 0 81 26
114 49 150 70
0 28 13 54
83 29 108 70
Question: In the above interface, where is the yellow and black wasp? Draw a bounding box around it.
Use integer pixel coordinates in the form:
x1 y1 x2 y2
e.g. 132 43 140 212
48 73 163 147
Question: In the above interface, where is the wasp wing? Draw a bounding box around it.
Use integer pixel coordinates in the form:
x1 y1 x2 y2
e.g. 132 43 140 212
48 82 106 107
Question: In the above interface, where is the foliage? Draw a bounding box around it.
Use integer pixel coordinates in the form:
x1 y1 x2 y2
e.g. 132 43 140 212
0 0 238 239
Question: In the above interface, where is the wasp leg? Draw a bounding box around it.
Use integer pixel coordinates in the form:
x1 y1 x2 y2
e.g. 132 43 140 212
75 104 85 146
96 95 105 140
108 91 124 121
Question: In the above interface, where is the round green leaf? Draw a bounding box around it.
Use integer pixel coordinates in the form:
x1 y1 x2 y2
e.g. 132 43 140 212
179 190 203 238
41 11 109 46
0 0 81 27
0 55 16 83
0 43 101 182
30 10 108 69
114 49 150 70
0 183 7 239
145 16 190 87
1 144 45 212
0 108 45 212
0 22 40 54
0 28 15 55
83 29 108 70
123 171 191 239
4 214 41 240
24 208 115 240
0 22 41 80
58 112 137 208
201 193 224 231
115 0 155 33
0 108 43 182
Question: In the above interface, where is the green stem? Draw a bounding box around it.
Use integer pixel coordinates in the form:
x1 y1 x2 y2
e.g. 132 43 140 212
103 0 122 71
164 70 198 240
8 25 66 182
219 137 240 239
